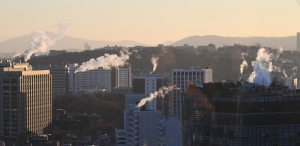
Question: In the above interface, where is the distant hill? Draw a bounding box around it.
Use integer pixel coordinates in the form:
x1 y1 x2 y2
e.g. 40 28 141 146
171 35 296 50
28 47 254 81
0 32 148 53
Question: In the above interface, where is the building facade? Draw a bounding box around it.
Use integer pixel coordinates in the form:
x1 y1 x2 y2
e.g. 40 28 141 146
33 63 69 96
111 67 132 91
75 68 112 93
124 94 164 146
132 73 165 110
170 67 212 116
68 63 79 94
0 60 52 142
182 84 300 146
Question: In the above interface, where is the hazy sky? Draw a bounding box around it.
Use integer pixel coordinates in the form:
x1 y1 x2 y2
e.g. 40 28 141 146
1 0 300 45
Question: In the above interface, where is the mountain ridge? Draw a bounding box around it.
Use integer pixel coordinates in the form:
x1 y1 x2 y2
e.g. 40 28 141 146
171 35 296 50
0 32 148 53
0 34 296 53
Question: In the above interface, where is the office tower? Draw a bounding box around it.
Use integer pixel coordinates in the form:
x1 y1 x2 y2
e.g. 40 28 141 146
111 67 132 91
182 84 300 146
0 60 52 142
165 116 182 146
297 32 300 52
33 63 69 96
68 63 79 94
171 67 212 116
132 73 165 110
75 68 112 93
115 128 126 146
123 94 163 146
50 64 69 95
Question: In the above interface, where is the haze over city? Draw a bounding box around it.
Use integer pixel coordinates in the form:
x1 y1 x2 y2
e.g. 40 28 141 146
1 0 300 45
2 1 300 146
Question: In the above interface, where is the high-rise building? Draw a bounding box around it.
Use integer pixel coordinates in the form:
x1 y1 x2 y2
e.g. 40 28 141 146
111 67 132 91
297 32 300 52
123 94 164 146
33 63 69 96
170 67 212 116
132 73 165 110
165 116 182 146
68 63 79 94
182 84 300 146
0 60 52 142
75 68 112 93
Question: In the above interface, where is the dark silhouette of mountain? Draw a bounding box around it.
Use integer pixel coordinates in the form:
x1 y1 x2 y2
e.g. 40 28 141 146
171 35 295 50
0 32 147 52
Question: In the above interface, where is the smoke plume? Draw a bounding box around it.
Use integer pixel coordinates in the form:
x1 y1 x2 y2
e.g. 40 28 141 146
151 56 159 72
23 23 73 61
75 48 131 73
136 86 175 108
240 52 248 74
282 69 288 77
11 53 21 60
248 48 282 86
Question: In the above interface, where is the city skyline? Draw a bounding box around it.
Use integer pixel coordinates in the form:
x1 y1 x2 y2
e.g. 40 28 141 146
1 0 300 45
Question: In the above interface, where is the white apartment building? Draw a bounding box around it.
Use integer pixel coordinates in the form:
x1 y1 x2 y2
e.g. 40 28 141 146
114 67 132 87
132 73 165 110
75 68 112 93
123 94 164 146
171 67 212 116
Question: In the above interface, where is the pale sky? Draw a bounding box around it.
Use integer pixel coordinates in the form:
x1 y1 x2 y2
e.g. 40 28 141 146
1 0 300 45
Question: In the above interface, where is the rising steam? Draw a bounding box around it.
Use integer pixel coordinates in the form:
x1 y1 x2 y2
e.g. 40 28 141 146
151 56 159 72
11 53 21 60
75 48 131 73
240 52 248 74
248 48 282 86
22 23 73 61
282 69 288 77
136 86 175 108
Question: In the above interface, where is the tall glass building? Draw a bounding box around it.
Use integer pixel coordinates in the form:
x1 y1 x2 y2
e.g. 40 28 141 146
182 83 300 146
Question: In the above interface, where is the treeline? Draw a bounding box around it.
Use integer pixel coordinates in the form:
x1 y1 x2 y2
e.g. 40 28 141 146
53 93 125 128
28 47 255 80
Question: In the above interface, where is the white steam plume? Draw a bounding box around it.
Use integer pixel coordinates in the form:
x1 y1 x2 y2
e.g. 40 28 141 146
240 52 248 74
23 23 73 61
75 48 131 73
11 53 21 60
136 86 175 108
248 48 282 86
292 67 298 77
282 69 288 77
292 66 298 71
151 56 159 72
